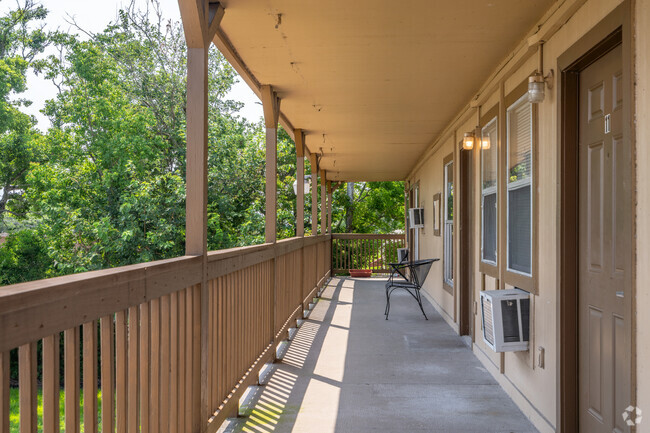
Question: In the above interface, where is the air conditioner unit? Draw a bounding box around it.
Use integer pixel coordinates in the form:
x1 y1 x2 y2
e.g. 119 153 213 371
397 248 409 262
408 208 424 228
480 288 530 352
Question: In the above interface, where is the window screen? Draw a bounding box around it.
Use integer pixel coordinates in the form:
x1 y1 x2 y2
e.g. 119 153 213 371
506 95 533 275
481 117 498 264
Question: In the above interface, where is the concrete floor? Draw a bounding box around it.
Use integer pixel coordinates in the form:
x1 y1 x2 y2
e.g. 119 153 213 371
220 277 539 433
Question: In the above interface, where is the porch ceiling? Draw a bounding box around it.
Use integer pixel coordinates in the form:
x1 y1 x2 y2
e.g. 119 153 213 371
215 0 554 181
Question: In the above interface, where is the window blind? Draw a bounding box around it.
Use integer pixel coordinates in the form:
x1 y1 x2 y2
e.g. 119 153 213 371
507 96 533 275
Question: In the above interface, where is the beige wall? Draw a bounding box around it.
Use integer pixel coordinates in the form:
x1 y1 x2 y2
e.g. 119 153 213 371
408 0 631 431
635 0 650 431
414 134 456 326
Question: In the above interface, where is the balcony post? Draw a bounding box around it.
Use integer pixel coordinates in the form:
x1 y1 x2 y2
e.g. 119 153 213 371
310 153 318 235
295 129 305 237
261 85 281 244
320 169 327 235
327 181 333 234
180 0 224 428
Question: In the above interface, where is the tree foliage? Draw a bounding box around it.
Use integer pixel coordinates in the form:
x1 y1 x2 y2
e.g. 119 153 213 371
0 0 404 285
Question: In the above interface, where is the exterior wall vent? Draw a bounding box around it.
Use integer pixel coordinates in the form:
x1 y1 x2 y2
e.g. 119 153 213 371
480 288 530 352
408 208 424 228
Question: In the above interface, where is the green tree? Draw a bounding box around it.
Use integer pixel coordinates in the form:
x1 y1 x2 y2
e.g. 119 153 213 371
0 0 54 224
332 181 405 234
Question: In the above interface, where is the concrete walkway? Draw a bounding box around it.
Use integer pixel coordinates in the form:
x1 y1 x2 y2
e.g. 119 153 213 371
220 277 538 433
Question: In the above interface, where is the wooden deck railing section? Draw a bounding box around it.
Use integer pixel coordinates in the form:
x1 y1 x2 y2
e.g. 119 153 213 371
0 234 331 433
331 234 406 274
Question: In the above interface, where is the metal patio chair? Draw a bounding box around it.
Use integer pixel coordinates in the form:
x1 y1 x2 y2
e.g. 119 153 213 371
384 258 438 320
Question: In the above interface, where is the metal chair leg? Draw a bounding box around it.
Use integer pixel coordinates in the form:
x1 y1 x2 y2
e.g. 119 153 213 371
415 289 428 320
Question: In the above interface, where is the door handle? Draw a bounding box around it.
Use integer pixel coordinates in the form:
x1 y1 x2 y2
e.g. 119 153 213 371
616 291 624 298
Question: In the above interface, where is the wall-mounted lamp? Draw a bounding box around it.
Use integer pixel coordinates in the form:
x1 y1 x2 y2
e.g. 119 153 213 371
293 174 311 195
528 43 554 104
481 135 491 150
462 132 475 150
528 69 554 103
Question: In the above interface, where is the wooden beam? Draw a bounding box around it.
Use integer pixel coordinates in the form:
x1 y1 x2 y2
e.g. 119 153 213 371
310 153 318 236
178 0 207 48
211 30 295 140
295 129 305 158
206 2 224 45
295 129 305 237
262 85 281 243
261 85 280 129
320 169 326 235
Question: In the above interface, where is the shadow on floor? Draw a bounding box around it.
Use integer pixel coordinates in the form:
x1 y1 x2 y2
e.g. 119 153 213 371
219 277 539 433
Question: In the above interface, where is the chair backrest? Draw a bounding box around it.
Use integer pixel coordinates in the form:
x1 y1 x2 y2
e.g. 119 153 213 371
410 259 435 288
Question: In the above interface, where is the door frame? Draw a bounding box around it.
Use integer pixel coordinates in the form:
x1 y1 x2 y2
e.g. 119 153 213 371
459 142 474 337
557 3 635 432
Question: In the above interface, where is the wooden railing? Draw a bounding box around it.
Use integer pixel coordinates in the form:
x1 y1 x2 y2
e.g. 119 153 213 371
331 233 405 274
0 234 331 433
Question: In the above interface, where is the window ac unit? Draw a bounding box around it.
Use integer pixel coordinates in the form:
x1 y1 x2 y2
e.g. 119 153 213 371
397 248 409 262
408 208 424 228
480 288 530 352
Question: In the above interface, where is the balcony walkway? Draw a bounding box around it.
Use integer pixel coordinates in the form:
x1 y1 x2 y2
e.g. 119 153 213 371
219 277 538 433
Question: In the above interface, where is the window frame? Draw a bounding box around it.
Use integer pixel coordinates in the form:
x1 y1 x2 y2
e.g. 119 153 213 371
479 105 499 277
501 80 538 293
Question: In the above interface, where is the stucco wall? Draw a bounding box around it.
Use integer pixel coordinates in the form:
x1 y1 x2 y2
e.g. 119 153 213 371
408 0 629 431
413 134 456 325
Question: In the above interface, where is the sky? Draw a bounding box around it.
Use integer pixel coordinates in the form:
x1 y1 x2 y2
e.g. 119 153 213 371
1 0 263 130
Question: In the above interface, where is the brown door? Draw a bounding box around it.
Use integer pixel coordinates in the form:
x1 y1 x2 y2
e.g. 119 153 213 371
459 147 473 337
578 43 630 433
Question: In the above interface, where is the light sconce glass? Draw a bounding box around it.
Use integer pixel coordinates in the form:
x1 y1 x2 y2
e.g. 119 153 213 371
528 69 554 103
293 174 311 195
481 135 491 150
462 132 475 150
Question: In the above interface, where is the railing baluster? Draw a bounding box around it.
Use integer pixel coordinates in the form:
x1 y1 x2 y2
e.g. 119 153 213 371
115 312 127 433
19 342 37 433
65 327 80 433
177 289 186 432
83 321 98 433
140 303 150 433
101 315 115 433
0 351 9 433
43 334 60 433
160 295 171 430
127 306 140 433
150 298 160 433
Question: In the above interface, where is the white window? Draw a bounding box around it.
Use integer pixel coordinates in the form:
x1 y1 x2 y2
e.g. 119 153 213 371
506 95 533 275
481 117 498 265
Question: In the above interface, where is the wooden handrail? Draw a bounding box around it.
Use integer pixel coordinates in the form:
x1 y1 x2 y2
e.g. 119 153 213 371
331 233 404 240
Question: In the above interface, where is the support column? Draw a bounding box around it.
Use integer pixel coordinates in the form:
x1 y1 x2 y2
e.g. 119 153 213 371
310 153 318 235
320 169 327 235
295 129 305 237
179 0 224 426
186 43 209 433
261 85 281 244
185 48 209 257
327 181 333 234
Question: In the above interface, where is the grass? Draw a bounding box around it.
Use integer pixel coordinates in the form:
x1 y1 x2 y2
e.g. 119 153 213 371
9 388 103 433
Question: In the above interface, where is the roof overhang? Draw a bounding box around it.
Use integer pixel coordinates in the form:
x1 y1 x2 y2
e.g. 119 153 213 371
211 0 555 181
